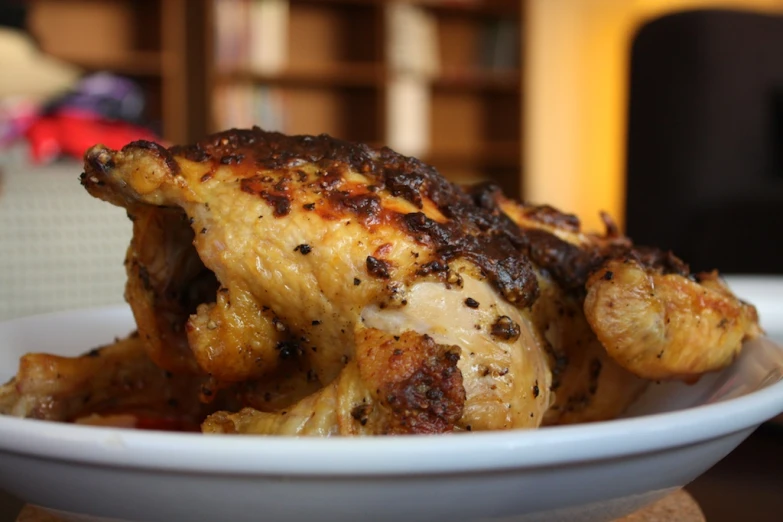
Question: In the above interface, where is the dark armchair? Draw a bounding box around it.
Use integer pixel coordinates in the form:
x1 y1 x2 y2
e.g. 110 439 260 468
625 8 783 274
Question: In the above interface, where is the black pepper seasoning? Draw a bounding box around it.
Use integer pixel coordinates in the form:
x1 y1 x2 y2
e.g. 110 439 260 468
294 244 312 255
366 256 391 279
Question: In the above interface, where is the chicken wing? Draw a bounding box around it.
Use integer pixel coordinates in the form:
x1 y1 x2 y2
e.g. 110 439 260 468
0 333 208 428
485 187 760 387
585 260 760 381
124 204 219 375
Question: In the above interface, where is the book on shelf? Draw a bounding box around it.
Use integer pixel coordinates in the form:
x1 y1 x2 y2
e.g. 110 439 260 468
248 0 289 74
213 83 286 132
384 2 440 158
385 74 431 158
480 17 519 71
253 86 286 131
385 2 439 78
214 0 251 71
212 83 250 129
214 0 290 74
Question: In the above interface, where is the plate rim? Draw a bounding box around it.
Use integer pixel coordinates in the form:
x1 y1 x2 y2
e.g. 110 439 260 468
0 306 782 477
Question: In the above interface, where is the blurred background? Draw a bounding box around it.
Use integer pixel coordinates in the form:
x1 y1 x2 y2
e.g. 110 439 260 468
1 0 782 234
0 0 782 520
0 0 780 262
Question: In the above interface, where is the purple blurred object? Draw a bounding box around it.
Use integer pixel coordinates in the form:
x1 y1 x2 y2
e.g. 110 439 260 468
0 97 38 146
44 72 146 123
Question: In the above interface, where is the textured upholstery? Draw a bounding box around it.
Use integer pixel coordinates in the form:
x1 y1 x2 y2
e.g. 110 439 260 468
0 162 131 320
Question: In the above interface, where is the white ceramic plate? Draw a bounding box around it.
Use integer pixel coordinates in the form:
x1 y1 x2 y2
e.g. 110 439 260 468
0 306 782 522
723 274 783 426
723 275 783 342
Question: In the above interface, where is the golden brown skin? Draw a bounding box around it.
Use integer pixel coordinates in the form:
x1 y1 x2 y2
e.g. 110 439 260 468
80 129 552 435
585 259 761 381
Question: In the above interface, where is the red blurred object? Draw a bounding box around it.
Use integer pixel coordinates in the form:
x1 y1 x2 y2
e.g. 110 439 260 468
134 415 202 432
24 110 159 164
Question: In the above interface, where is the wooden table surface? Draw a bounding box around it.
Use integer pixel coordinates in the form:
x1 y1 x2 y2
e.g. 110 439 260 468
16 489 704 522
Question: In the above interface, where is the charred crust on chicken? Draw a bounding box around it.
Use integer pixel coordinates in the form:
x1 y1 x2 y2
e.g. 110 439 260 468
468 183 690 295
124 140 180 175
86 127 544 309
521 205 581 232
360 330 465 434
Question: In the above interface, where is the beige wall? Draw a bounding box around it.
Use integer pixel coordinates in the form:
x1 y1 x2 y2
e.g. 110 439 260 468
523 0 783 232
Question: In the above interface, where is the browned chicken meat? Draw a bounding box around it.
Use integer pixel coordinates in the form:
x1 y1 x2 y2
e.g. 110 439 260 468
0 127 762 434
79 129 554 435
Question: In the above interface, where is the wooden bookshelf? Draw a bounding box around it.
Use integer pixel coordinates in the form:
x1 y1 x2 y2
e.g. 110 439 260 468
409 0 521 16
26 0 523 195
207 0 523 195
432 69 520 92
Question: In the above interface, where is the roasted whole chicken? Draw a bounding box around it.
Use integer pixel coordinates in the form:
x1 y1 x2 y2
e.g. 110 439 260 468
0 128 762 434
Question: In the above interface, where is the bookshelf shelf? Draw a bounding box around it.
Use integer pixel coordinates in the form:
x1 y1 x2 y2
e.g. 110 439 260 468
216 66 519 92
432 68 521 92
423 141 521 167
46 51 165 77
295 0 382 6
216 63 385 88
411 0 522 17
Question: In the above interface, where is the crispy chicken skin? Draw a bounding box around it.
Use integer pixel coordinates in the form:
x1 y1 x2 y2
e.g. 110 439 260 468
80 128 552 434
